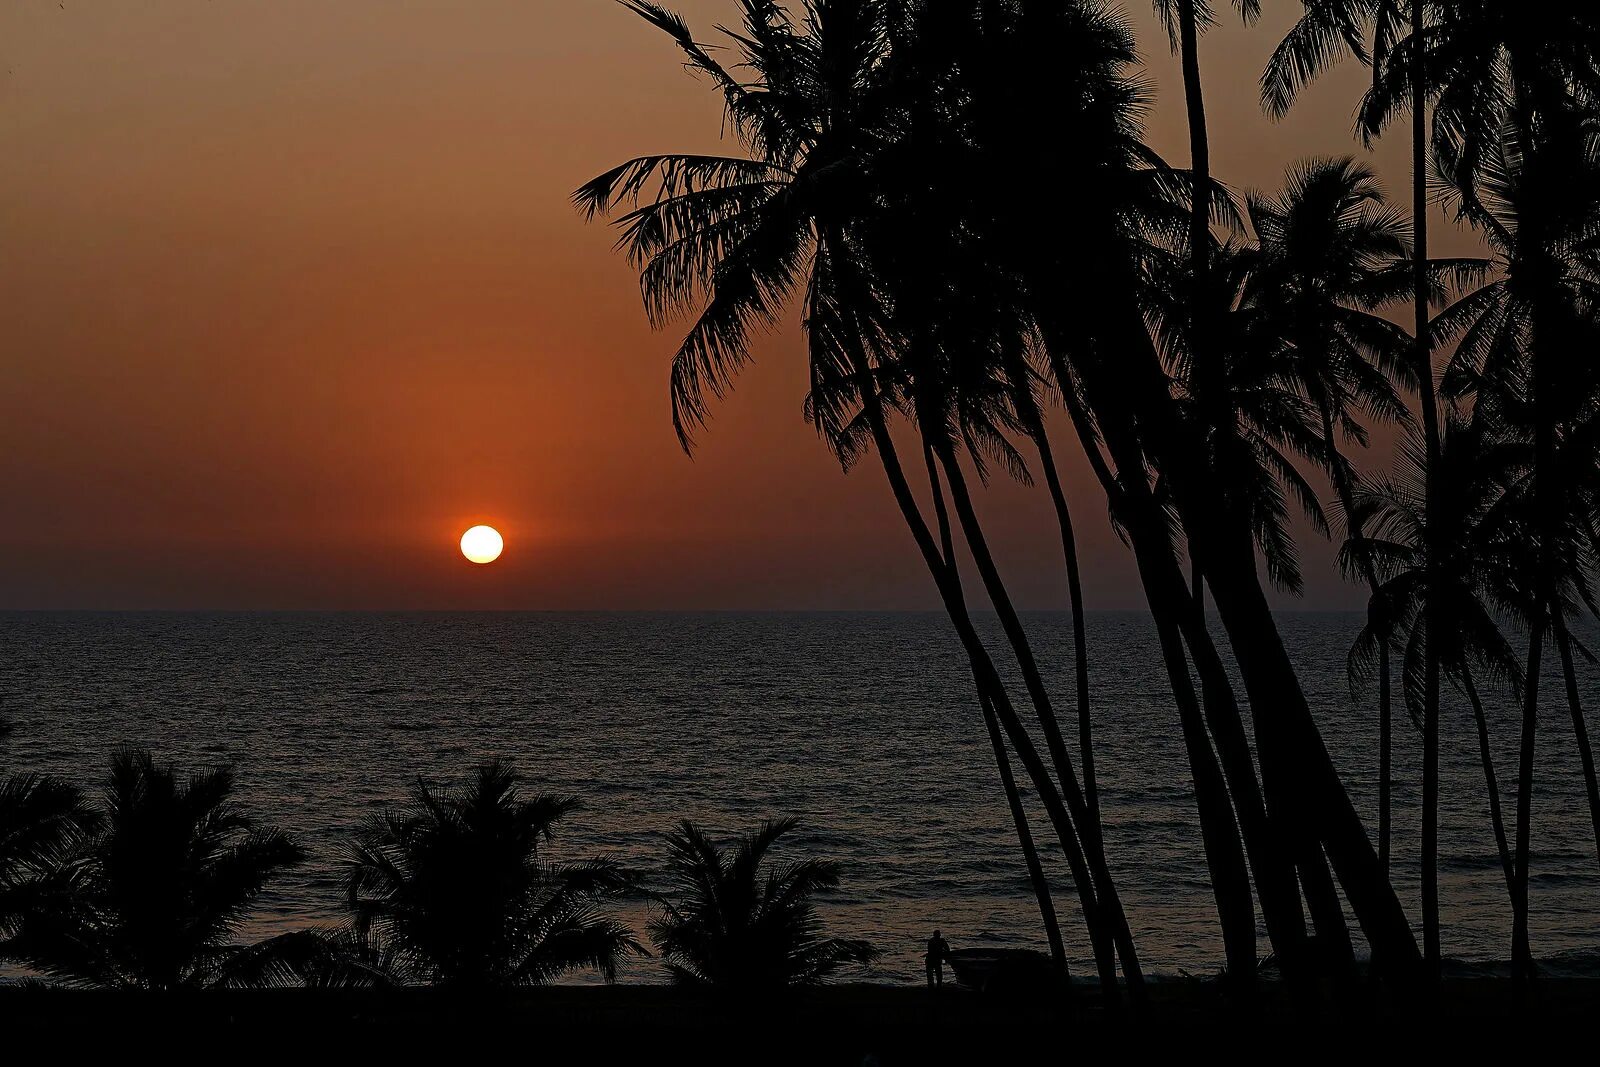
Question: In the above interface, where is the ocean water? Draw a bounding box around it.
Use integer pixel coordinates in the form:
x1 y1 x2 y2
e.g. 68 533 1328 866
1 610 1596 983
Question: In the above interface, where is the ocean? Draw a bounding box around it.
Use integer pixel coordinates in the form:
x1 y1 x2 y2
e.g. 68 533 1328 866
2 610 1596 983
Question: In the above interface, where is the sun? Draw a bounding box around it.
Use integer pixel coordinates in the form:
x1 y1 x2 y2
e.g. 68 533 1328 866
460 525 504 565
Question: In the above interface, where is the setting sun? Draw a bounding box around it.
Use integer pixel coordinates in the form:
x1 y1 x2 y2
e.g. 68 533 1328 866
459 525 504 565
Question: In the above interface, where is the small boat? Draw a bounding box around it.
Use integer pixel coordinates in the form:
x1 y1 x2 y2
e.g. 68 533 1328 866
945 948 1057 992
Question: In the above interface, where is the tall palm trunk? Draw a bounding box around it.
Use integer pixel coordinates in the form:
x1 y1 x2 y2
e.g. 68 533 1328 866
1028 421 1100 822
1512 623 1542 979
1178 0 1214 615
1187 501 1413 965
999 349 1101 824
1079 293 1407 966
1462 668 1516 895
981 690 1070 975
1380 641 1393 875
930 439 1146 990
1175 0 1211 325
835 329 1128 1002
1015 403 1259 980
1119 19 1373 950
1049 350 1312 979
1551 615 1600 865
1048 340 1315 974
1409 0 1444 978
924 441 1068 974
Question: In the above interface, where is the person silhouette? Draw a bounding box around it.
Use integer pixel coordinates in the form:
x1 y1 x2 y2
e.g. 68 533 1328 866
925 929 950 988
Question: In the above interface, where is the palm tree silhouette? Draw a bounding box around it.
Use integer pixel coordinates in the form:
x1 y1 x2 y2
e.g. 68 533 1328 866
1241 156 1421 874
0 716 100 949
345 763 642 987
1431 94 1600 975
1267 0 1600 980
3 750 312 988
651 818 875 987
1357 0 1600 975
1347 420 1525 911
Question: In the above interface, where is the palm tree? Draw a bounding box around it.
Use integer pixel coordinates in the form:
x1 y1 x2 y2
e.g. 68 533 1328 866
0 716 101 946
917 430 1068 975
1347 420 1525 913
3 750 314 988
1359 0 1600 975
1143 221 1377 974
578 0 1143 999
1012 11 1422 971
346 763 642 987
651 818 875 987
1432 97 1600 974
1242 156 1420 873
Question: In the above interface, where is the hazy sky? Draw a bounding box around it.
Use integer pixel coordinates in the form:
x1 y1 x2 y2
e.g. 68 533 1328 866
0 1 1480 610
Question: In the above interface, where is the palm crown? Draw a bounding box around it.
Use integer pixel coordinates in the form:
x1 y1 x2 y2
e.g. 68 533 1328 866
651 818 876 987
345 763 641 987
3 751 308 989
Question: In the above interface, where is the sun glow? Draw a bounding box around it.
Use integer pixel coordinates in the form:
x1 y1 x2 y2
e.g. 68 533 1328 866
459 525 504 565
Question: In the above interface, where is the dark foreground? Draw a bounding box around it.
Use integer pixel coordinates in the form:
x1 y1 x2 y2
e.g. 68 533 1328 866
1 980 1595 1062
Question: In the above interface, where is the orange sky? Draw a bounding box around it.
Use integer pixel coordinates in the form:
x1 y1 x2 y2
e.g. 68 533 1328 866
0 1 1481 610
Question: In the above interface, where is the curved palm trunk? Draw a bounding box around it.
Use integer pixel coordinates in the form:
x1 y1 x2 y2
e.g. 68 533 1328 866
981 690 1069 975
1205 533 1393 948
1192 508 1358 971
1178 0 1213 619
1462 667 1516 895
1028 423 1100 823
1380 642 1393 875
1026 409 1260 980
1409 0 1444 980
1125 529 1261 983
842 355 1126 1003
931 440 1146 992
1076 301 1391 966
1050 351 1310 976
1551 614 1600 866
924 441 1069 975
1512 623 1543 980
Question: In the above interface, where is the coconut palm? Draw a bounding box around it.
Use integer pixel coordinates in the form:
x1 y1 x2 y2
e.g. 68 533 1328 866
1242 157 1421 872
651 818 874 987
345 763 641 987
0 716 101 945
1016 35 1422 973
1432 100 1600 973
1273 0 1600 979
2 750 314 988
1347 420 1526 909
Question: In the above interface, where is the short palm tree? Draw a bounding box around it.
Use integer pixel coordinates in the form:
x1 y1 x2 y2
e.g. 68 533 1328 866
651 818 875 987
0 717 100 945
3 750 312 988
345 763 641 987
1346 419 1525 903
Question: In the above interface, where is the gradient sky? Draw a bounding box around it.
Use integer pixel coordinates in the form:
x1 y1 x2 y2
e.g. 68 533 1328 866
0 1 1482 610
